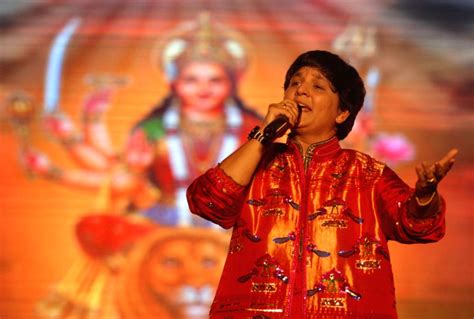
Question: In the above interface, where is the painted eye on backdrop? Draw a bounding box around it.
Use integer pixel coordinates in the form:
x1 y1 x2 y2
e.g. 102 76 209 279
201 257 217 268
161 257 182 268
182 76 198 84
210 77 225 84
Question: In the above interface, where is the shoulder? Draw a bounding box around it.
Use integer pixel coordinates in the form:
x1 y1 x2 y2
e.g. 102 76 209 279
338 148 386 180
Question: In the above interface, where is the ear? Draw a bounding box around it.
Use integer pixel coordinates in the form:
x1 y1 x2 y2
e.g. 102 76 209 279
335 110 350 124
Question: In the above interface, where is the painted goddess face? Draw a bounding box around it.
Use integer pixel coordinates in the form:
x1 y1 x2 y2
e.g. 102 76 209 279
173 61 233 115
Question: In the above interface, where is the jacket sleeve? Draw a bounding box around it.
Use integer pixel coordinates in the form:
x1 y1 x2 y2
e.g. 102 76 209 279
186 165 247 229
375 166 446 243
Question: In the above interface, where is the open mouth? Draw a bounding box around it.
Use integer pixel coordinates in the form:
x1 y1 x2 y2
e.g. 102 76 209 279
297 103 311 111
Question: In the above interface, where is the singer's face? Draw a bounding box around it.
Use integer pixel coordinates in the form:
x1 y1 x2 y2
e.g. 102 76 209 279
173 61 232 113
284 66 348 140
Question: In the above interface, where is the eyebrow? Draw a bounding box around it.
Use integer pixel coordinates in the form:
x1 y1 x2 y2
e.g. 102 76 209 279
292 70 337 92
292 71 325 80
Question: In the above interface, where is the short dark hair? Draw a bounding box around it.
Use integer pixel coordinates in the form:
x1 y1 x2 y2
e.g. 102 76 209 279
284 50 366 140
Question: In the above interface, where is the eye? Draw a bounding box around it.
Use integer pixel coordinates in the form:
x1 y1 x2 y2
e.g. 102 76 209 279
290 80 300 86
210 76 225 84
161 257 182 268
313 84 324 90
182 76 198 84
201 257 217 268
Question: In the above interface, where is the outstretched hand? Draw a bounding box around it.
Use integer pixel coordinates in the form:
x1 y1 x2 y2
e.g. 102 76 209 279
414 148 458 200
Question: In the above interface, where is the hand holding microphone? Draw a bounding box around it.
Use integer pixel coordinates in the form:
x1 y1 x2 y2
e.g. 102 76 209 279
262 100 302 142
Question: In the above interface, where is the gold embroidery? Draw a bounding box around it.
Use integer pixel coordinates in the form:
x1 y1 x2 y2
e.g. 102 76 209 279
319 202 348 229
262 208 284 216
261 189 288 217
309 269 361 308
229 241 243 254
320 219 348 228
246 307 283 313
320 296 346 309
356 235 383 270
251 282 277 293
356 259 381 270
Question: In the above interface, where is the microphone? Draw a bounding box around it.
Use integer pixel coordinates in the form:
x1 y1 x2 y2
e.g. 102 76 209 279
262 115 291 141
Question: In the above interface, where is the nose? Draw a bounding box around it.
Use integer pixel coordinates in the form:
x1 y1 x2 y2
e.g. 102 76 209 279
295 82 309 96
182 263 217 288
197 82 209 93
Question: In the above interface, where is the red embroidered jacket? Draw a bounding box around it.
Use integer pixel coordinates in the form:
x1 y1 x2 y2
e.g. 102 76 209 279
187 137 445 319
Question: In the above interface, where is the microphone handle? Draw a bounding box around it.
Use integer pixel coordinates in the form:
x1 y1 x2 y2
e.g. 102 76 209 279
263 115 291 141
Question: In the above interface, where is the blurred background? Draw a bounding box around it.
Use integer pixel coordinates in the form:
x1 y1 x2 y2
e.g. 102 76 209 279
0 0 473 318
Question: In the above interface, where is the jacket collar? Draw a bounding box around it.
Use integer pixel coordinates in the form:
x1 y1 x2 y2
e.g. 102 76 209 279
290 135 341 163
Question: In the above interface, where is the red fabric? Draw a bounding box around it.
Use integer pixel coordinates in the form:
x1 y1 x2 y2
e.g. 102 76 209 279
187 138 445 319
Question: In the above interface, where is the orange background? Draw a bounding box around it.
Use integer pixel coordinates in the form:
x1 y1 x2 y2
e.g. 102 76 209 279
1 1 473 318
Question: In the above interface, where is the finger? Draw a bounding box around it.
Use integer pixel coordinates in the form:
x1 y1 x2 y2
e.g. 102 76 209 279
434 162 443 179
433 149 457 179
270 100 296 115
445 159 455 173
274 100 298 126
267 102 291 118
439 158 455 176
438 148 459 167
265 103 296 129
281 100 300 124
415 164 426 183
422 161 437 184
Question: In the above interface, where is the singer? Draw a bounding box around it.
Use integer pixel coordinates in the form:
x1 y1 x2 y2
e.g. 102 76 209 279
186 50 457 318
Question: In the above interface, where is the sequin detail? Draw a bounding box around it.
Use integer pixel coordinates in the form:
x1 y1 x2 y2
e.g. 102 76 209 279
243 229 261 242
249 190 300 217
247 199 265 206
237 254 289 285
308 208 327 221
315 198 364 228
307 243 331 257
272 231 296 244
284 196 300 210
338 234 389 270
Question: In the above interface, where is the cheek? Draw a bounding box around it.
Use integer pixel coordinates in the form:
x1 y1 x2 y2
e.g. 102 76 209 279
175 83 198 99
283 87 296 99
210 83 231 98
